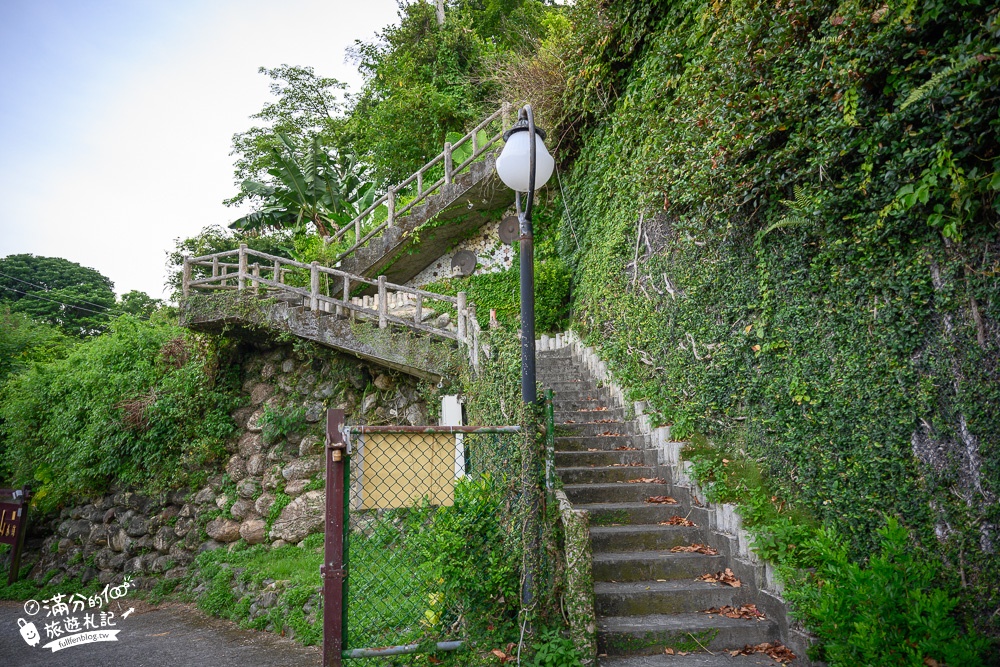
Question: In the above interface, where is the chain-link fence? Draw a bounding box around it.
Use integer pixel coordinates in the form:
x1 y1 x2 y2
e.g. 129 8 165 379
337 425 525 659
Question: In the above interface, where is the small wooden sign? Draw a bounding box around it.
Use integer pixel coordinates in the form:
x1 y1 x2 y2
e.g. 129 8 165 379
0 485 31 585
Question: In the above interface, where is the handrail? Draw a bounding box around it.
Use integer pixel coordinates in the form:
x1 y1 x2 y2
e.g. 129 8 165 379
181 244 490 368
323 104 512 266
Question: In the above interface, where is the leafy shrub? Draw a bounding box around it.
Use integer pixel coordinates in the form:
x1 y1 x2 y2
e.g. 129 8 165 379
787 518 988 666
405 474 521 642
529 628 584 667
0 316 240 512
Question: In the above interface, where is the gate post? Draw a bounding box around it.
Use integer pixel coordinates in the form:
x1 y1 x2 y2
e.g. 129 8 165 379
323 409 347 667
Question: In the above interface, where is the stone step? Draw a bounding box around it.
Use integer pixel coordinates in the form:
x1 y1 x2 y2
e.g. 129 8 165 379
595 580 739 616
562 482 676 506
549 389 607 402
581 503 693 528
557 466 658 485
556 409 627 423
597 613 779 656
554 435 644 452
544 379 599 391
592 551 725 582
555 449 647 467
537 348 573 359
598 652 781 666
539 372 591 383
556 423 632 437
590 525 702 553
553 399 616 413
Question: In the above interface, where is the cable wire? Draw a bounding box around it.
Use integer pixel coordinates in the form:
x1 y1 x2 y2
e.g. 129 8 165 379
0 270 115 312
0 285 111 316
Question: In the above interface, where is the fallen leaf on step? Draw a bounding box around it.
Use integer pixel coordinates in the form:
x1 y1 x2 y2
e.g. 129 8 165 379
731 642 796 663
587 448 601 452
664 648 674 655
597 431 621 436
701 604 765 620
696 568 741 587
660 515 696 527
646 495 678 504
671 543 719 555
564 420 575 424
580 406 608 412
628 477 666 484
595 418 618 423
613 445 638 450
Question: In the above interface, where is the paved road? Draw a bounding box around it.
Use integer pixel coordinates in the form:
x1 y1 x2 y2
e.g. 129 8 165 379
0 600 322 667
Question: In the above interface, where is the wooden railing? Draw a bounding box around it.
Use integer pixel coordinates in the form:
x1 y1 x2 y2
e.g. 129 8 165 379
182 245 486 368
323 104 513 264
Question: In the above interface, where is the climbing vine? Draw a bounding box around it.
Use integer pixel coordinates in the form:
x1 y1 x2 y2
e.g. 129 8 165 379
554 0 1000 639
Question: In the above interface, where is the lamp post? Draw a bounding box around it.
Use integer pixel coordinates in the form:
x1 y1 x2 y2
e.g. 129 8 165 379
495 104 555 611
495 104 555 406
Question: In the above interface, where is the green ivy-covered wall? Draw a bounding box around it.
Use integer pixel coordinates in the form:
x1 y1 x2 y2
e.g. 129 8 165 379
556 0 999 634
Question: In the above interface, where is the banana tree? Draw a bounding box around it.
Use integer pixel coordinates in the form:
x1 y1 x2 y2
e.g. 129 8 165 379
230 134 373 238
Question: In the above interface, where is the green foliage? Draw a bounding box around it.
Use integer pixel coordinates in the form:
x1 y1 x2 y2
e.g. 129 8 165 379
258 404 306 445
0 316 241 512
112 290 164 318
554 0 1000 639
786 519 988 666
529 628 584 667
0 306 75 385
346 0 550 183
229 133 375 240
405 475 521 642
227 65 348 197
0 254 116 336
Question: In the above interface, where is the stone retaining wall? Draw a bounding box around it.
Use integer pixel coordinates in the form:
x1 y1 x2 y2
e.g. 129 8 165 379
21 341 433 589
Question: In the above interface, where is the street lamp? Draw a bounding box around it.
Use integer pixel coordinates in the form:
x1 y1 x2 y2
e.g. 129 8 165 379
496 104 554 612
496 104 554 407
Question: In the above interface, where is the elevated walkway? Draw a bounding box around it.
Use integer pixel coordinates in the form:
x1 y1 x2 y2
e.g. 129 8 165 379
326 105 514 287
180 246 485 381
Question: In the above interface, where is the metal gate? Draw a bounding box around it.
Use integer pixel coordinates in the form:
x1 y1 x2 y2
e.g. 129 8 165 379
322 410 524 665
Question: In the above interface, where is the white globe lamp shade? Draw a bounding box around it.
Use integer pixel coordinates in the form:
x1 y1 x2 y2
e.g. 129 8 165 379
496 129 555 193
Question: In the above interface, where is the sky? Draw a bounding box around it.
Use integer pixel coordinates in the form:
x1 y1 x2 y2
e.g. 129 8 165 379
0 0 400 300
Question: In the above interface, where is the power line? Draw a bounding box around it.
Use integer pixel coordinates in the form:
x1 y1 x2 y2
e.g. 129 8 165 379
0 285 110 316
0 270 114 312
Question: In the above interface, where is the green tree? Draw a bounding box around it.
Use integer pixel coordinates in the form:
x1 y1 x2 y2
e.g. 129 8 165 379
229 134 374 239
0 255 115 336
227 65 348 204
345 0 550 183
113 290 163 318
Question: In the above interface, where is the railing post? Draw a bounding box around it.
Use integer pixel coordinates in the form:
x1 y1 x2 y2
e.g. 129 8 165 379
238 244 248 292
274 259 281 284
182 256 192 297
378 276 388 329
322 409 347 667
252 263 260 294
311 262 320 311
355 216 362 243
502 101 511 132
387 187 395 228
417 169 424 195
212 257 219 278
444 142 453 185
472 128 478 156
457 291 467 343
415 294 423 325
341 275 350 318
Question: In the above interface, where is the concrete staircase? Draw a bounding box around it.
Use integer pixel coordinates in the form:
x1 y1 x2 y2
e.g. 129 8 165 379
336 157 512 287
538 347 794 666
